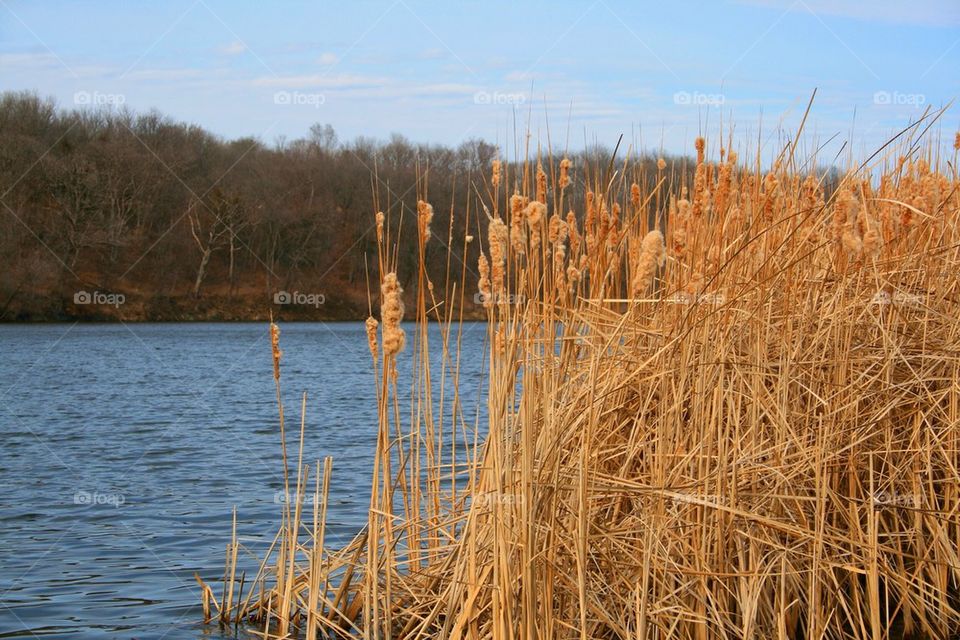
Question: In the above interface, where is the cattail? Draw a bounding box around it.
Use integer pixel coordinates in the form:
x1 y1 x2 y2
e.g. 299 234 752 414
672 198 690 255
657 157 666 171
375 211 385 243
536 163 547 203
858 202 882 258
465 235 474 243
380 272 405 357
761 172 779 221
510 193 527 254
695 137 705 165
365 316 379 361
832 188 852 242
566 211 579 252
478 253 492 308
954 132 960 151
631 230 665 297
270 322 282 381
630 182 641 208
488 218 508 296
417 200 434 244
607 203 621 247
838 190 863 259
559 157 572 189
692 162 707 217
714 160 734 215
585 191 596 234
525 201 546 251
491 158 501 188
548 213 562 244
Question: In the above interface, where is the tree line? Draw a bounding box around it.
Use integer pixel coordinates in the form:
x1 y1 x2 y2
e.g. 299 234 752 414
0 91 687 321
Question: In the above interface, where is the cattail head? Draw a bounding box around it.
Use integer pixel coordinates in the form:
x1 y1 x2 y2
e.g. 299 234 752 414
657 157 666 171
548 213 562 244
536 163 548 203
365 316 379 361
270 322 282 381
417 200 434 244
954 132 960 151
375 211 385 243
630 230 666 297
380 272 405 357
630 182 641 208
526 201 546 251
491 158 501 189
695 137 705 165
478 253 492 308
559 157 572 189
566 211 579 253
488 217 508 295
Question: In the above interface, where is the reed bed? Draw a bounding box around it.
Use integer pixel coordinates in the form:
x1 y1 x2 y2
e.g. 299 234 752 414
200 114 960 639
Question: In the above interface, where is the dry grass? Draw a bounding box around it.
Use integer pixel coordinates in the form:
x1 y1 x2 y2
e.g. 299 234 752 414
199 112 960 639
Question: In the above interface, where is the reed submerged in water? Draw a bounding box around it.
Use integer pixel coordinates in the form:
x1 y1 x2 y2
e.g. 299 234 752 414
200 114 960 639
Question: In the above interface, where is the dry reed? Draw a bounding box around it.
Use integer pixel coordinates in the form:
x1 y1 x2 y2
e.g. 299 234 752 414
201 120 960 640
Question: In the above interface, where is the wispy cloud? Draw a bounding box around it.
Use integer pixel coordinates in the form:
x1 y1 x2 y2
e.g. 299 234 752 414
317 52 339 66
219 40 247 55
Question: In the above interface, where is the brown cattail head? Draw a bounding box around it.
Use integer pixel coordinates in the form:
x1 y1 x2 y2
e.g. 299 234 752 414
270 322 282 381
365 316 379 361
657 157 666 171
954 131 960 151
566 211 579 253
526 200 546 251
536 163 547 203
695 137 705 165
488 217 508 295
381 272 406 357
417 200 434 244
375 211 385 244
631 230 666 297
559 157 572 189
478 253 492 309
630 182 641 208
492 158 501 189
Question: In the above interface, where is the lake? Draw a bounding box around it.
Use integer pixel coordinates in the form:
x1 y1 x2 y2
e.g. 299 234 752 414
0 322 486 639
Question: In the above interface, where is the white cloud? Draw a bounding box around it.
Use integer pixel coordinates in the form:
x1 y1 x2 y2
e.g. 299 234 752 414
252 73 390 89
317 52 339 66
219 40 247 55
0 52 60 68
125 68 207 81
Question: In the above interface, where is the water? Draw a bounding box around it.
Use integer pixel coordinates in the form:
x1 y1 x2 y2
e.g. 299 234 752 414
0 322 486 639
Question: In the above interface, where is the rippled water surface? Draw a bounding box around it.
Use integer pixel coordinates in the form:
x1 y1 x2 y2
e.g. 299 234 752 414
0 322 486 639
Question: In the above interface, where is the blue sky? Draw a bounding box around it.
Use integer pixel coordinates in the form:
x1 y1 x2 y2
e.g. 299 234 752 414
1 0 958 159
